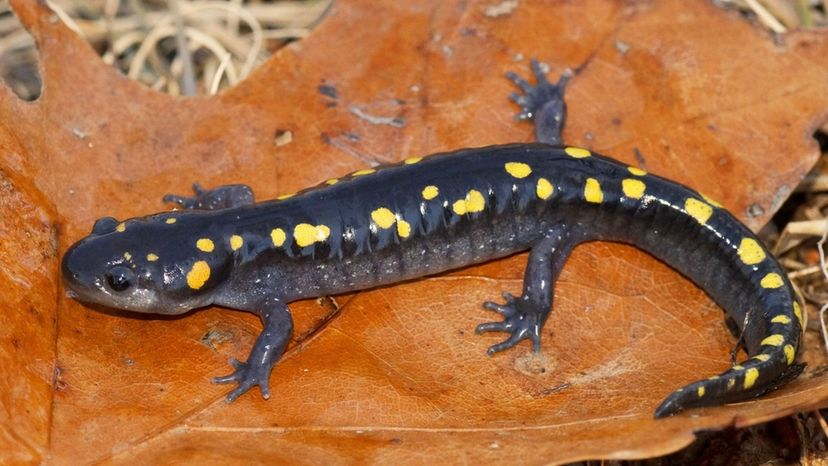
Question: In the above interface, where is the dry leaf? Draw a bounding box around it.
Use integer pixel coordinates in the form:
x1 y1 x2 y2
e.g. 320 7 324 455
2 0 828 464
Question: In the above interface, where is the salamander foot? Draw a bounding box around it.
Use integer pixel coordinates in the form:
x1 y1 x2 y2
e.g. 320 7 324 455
506 59 573 145
163 182 255 210
213 357 272 402
476 291 543 355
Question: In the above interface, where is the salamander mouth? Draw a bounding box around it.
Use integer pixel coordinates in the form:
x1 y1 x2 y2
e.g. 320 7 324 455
62 269 164 313
61 268 113 308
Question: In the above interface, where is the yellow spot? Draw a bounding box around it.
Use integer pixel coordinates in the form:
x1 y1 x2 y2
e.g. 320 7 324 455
733 365 744 371
123 252 132 261
760 273 784 289
793 302 804 327
753 354 770 362
352 168 376 176
738 238 766 265
271 228 286 247
565 147 591 158
294 223 329 247
325 178 339 185
628 166 647 176
536 178 554 200
708 375 720 380
186 260 211 290
760 334 784 347
584 178 603 203
165 218 177 224
504 162 532 179
464 190 485 213
452 199 467 215
146 253 159 262
294 224 317 247
317 225 330 241
277 193 295 200
116 222 126 232
397 219 411 238
404 157 422 164
230 235 244 251
422 185 439 200
784 344 795 365
685 198 713 225
701 193 723 208
697 386 705 398
771 315 791 325
453 190 487 215
727 378 736 390
744 368 759 389
622 179 646 199
371 207 396 229
196 238 215 253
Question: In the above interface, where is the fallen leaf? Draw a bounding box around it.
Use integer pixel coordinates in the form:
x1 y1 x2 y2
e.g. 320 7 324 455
2 0 828 464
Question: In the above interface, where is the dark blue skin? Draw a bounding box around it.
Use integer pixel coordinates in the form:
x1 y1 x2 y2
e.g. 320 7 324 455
62 61 804 417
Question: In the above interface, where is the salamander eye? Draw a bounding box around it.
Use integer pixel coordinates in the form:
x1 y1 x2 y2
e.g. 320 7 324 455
106 266 134 292
92 216 119 235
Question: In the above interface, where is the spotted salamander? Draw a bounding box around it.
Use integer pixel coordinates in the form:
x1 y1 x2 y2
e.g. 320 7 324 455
62 60 804 418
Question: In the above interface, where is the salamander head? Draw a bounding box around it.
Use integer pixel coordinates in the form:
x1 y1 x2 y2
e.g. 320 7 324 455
62 215 229 314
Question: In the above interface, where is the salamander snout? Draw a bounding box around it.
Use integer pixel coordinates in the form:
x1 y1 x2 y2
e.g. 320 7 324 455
61 236 163 313
61 241 94 297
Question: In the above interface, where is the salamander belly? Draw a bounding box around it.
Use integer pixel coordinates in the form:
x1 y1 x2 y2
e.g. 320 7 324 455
266 209 552 299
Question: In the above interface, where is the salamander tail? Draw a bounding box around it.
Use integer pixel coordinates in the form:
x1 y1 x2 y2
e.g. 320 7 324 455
653 348 805 418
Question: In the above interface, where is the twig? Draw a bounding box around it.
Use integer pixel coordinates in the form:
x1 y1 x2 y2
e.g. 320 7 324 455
129 23 237 84
758 0 800 28
169 0 197 96
815 221 828 355
181 1 263 79
102 0 119 57
773 218 828 255
788 265 822 280
227 0 243 35
745 0 788 33
794 0 814 27
815 410 828 440
209 52 232 95
45 0 84 36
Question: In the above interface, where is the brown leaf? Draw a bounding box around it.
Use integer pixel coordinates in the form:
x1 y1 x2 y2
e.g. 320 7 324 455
2 0 828 464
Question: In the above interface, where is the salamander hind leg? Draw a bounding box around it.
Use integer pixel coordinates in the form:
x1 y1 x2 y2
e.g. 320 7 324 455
476 224 584 355
213 298 293 401
506 59 573 145
163 182 255 210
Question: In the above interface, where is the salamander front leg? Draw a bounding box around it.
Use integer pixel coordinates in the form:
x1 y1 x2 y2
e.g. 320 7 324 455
506 59 572 145
163 182 255 210
214 298 293 401
476 224 583 355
